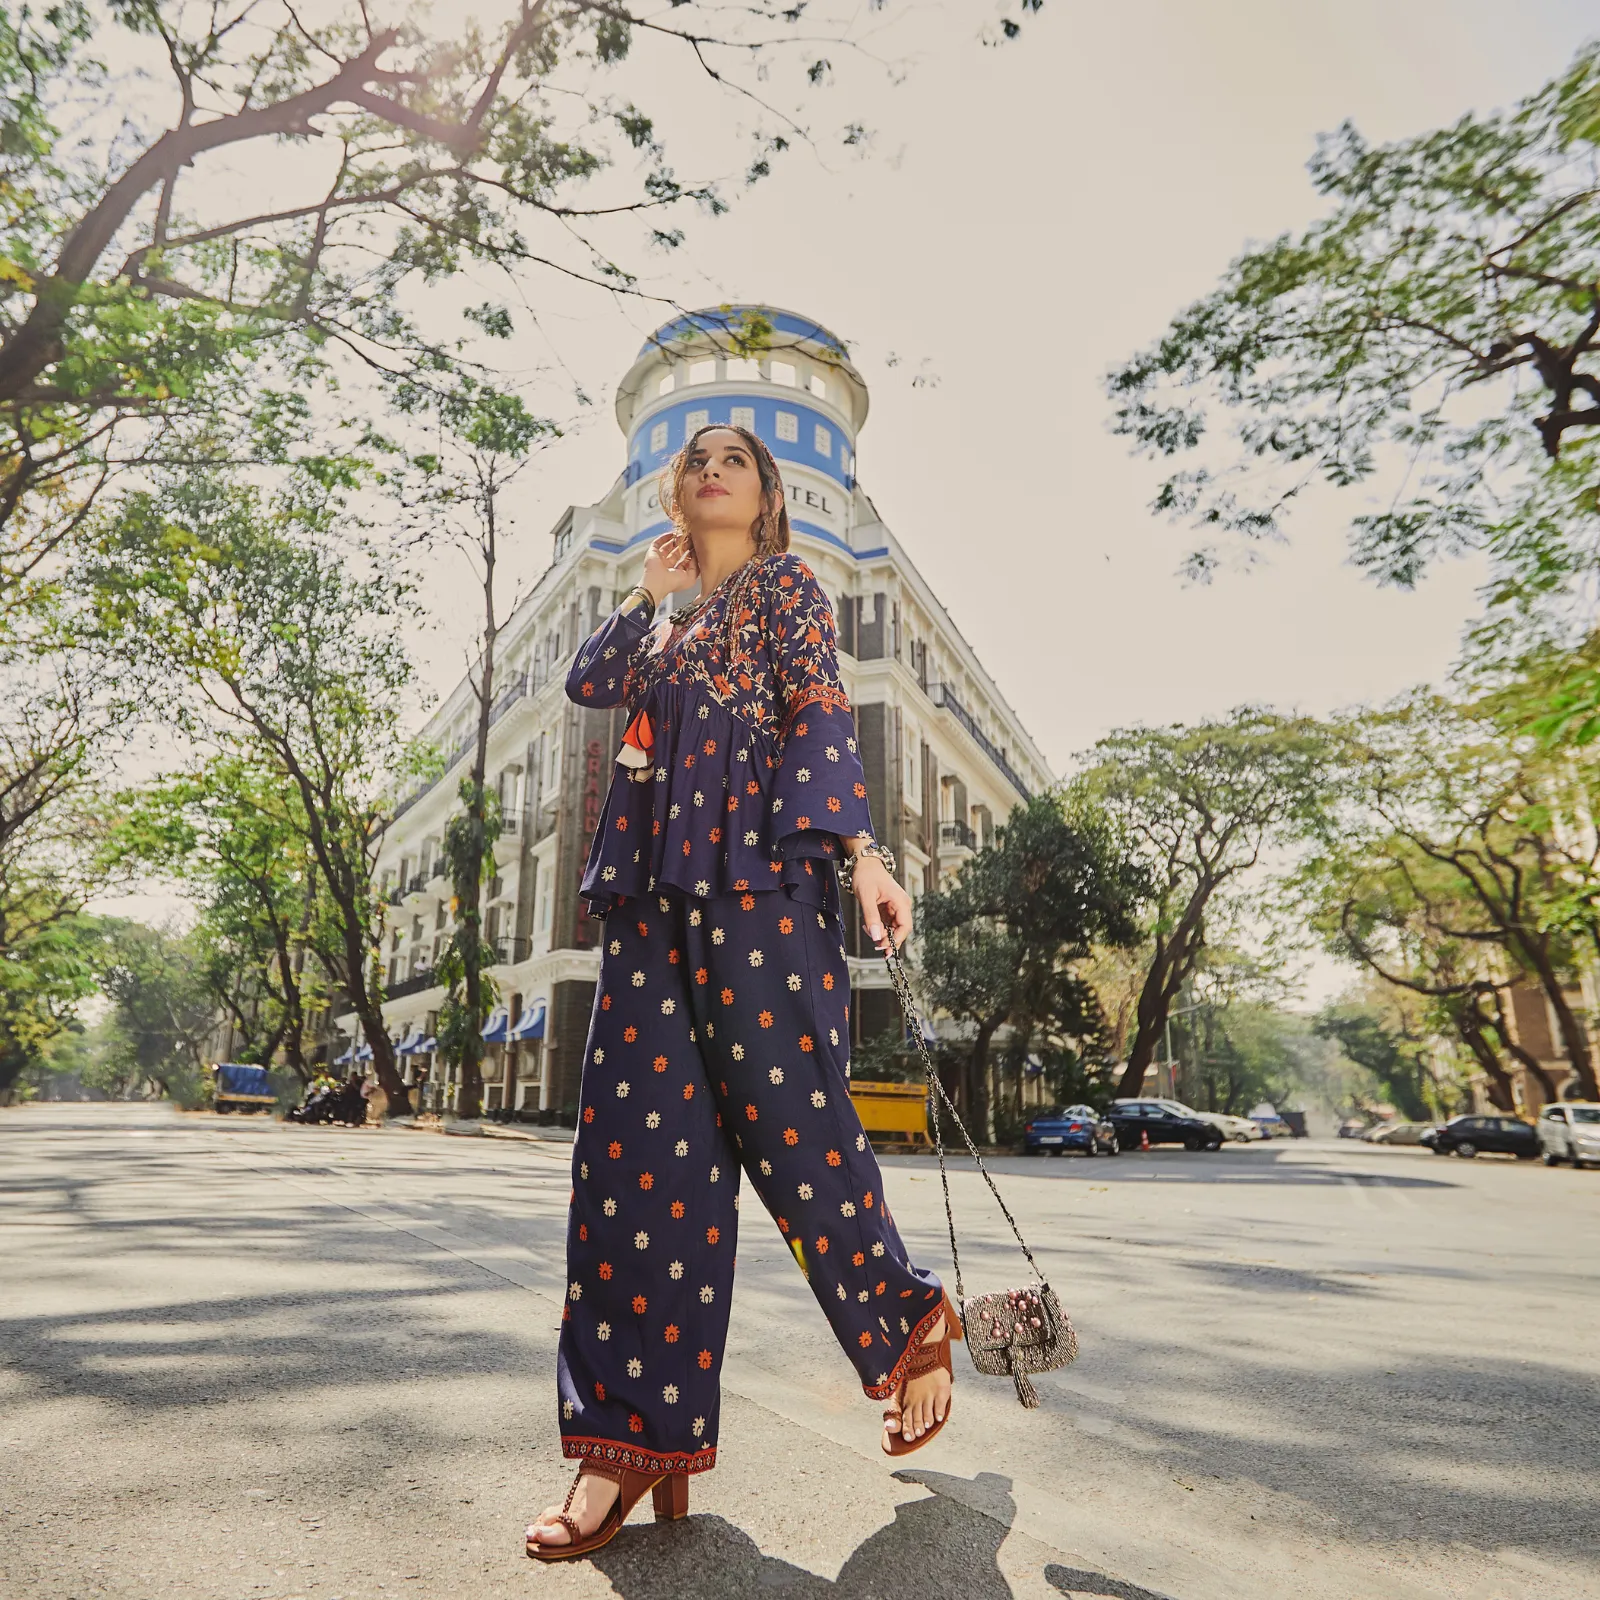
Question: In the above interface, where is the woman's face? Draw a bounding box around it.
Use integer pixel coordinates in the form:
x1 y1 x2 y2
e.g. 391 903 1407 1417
678 429 764 543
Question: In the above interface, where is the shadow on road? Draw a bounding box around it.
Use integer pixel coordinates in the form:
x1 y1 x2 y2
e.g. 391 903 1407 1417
1045 1564 1179 1599
585 1468 1160 1600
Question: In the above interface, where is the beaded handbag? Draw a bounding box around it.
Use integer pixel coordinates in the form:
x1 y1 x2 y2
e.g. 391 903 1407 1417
882 946 1079 1407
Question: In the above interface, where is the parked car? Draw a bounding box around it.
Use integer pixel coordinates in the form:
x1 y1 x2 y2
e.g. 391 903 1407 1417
1364 1121 1433 1146
1107 1100 1224 1151
1145 1098 1262 1143
1537 1102 1600 1167
1338 1117 1370 1139
1421 1115 1538 1160
1022 1105 1119 1156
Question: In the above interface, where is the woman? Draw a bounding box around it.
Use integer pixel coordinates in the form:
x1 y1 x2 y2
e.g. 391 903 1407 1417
526 424 958 1561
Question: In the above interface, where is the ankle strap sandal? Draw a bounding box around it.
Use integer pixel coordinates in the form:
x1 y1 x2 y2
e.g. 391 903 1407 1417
526 1460 689 1562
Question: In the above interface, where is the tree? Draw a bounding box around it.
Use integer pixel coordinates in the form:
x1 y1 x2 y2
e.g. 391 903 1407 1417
109 758 333 1079
1313 694 1600 1101
1107 43 1600 613
389 378 553 1119
92 919 217 1106
0 0 1046 599
1077 710 1329 1100
89 471 417 1112
916 792 1145 1139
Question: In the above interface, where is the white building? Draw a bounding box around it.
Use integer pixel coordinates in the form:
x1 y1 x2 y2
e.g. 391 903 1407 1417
368 306 1052 1118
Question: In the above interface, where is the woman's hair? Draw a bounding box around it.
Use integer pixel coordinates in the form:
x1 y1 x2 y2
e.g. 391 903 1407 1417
659 422 791 557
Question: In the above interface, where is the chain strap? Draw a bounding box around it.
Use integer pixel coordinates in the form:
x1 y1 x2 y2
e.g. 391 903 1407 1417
881 945 1046 1301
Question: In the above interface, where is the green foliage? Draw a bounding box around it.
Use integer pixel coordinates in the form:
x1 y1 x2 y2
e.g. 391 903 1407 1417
0 906 98 1096
1108 41 1600 622
1313 1003 1445 1122
91 919 216 1107
107 757 333 1074
86 468 416 1106
917 791 1146 1133
1077 709 1331 1096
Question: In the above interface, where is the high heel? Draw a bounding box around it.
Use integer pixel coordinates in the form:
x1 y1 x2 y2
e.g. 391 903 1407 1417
526 1462 691 1561
652 1472 690 1521
882 1292 960 1458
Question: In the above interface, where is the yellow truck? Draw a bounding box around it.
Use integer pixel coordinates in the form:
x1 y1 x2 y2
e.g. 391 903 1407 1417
848 1078 930 1150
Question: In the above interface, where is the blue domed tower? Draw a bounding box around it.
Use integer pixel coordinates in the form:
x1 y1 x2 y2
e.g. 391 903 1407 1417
613 305 871 558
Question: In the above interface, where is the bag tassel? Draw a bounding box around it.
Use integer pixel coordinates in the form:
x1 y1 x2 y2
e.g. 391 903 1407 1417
1011 1365 1039 1409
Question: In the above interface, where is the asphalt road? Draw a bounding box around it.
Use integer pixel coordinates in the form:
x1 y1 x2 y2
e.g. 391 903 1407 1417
2 1103 1597 1600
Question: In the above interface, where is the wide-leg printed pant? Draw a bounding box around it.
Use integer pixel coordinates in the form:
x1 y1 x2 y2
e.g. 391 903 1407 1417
557 885 945 1475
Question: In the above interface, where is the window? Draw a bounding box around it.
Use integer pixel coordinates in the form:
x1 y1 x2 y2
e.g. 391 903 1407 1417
649 421 668 453
657 373 674 396
726 357 760 381
689 359 716 386
684 409 709 436
537 884 552 933
775 411 798 443
730 405 755 431
814 424 832 456
770 360 797 386
1573 1108 1600 1123
809 373 828 398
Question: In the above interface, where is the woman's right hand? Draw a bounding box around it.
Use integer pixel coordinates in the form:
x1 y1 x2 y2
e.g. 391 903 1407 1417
641 531 698 606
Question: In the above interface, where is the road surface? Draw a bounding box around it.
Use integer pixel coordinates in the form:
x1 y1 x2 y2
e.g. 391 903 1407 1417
2 1102 1596 1599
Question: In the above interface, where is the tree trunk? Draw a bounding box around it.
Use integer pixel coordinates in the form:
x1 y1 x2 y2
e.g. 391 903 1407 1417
1483 988 1560 1104
1518 943 1600 1099
961 1023 996 1136
1454 1007 1518 1112
453 480 502 1122
1117 893 1207 1099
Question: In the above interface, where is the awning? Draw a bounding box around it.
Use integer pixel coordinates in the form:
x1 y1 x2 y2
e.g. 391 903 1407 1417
334 1044 355 1065
395 1027 426 1056
508 1000 547 1042
481 1007 510 1044
356 1041 373 1062
417 1035 437 1053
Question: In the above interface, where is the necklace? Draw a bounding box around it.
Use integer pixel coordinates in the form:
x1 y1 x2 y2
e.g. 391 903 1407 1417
669 555 758 636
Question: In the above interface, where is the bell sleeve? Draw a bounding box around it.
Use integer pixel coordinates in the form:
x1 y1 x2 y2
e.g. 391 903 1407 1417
565 589 657 708
763 556 877 859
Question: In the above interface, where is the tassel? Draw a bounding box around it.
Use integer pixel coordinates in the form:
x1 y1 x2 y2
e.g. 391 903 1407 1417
1011 1365 1039 1409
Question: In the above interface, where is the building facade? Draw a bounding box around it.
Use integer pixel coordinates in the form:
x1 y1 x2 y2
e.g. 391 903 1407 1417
364 306 1053 1117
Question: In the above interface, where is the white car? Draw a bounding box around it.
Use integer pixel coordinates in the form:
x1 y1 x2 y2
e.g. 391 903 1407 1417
1144 1098 1264 1143
1538 1102 1600 1168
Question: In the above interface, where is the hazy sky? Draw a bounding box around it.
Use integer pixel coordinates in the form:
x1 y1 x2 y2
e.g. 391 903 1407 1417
404 0 1598 776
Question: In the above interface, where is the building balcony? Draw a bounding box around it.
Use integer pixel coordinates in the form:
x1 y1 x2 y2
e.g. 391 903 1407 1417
938 819 978 855
926 683 1032 801
389 967 439 1000
490 935 530 967
494 813 522 865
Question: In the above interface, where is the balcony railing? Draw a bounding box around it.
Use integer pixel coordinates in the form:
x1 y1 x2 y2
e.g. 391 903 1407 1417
491 935 530 966
939 819 978 852
926 683 1032 800
389 967 439 1000
391 673 533 824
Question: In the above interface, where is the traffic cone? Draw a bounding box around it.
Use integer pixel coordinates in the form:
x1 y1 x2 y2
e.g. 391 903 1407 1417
1140 1127 1150 1151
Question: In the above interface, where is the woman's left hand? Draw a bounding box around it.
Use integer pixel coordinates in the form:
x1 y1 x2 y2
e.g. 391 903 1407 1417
852 856 913 953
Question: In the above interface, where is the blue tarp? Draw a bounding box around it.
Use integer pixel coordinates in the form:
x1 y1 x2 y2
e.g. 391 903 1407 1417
508 1000 546 1041
217 1063 273 1098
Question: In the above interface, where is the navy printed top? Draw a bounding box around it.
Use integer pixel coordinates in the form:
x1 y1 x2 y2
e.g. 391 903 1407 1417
566 553 876 913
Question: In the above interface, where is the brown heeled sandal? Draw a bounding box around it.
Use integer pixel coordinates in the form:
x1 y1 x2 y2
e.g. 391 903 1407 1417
525 1459 689 1561
882 1291 962 1457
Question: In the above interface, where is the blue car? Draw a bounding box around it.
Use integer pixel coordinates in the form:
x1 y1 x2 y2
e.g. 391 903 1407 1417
1022 1105 1119 1157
